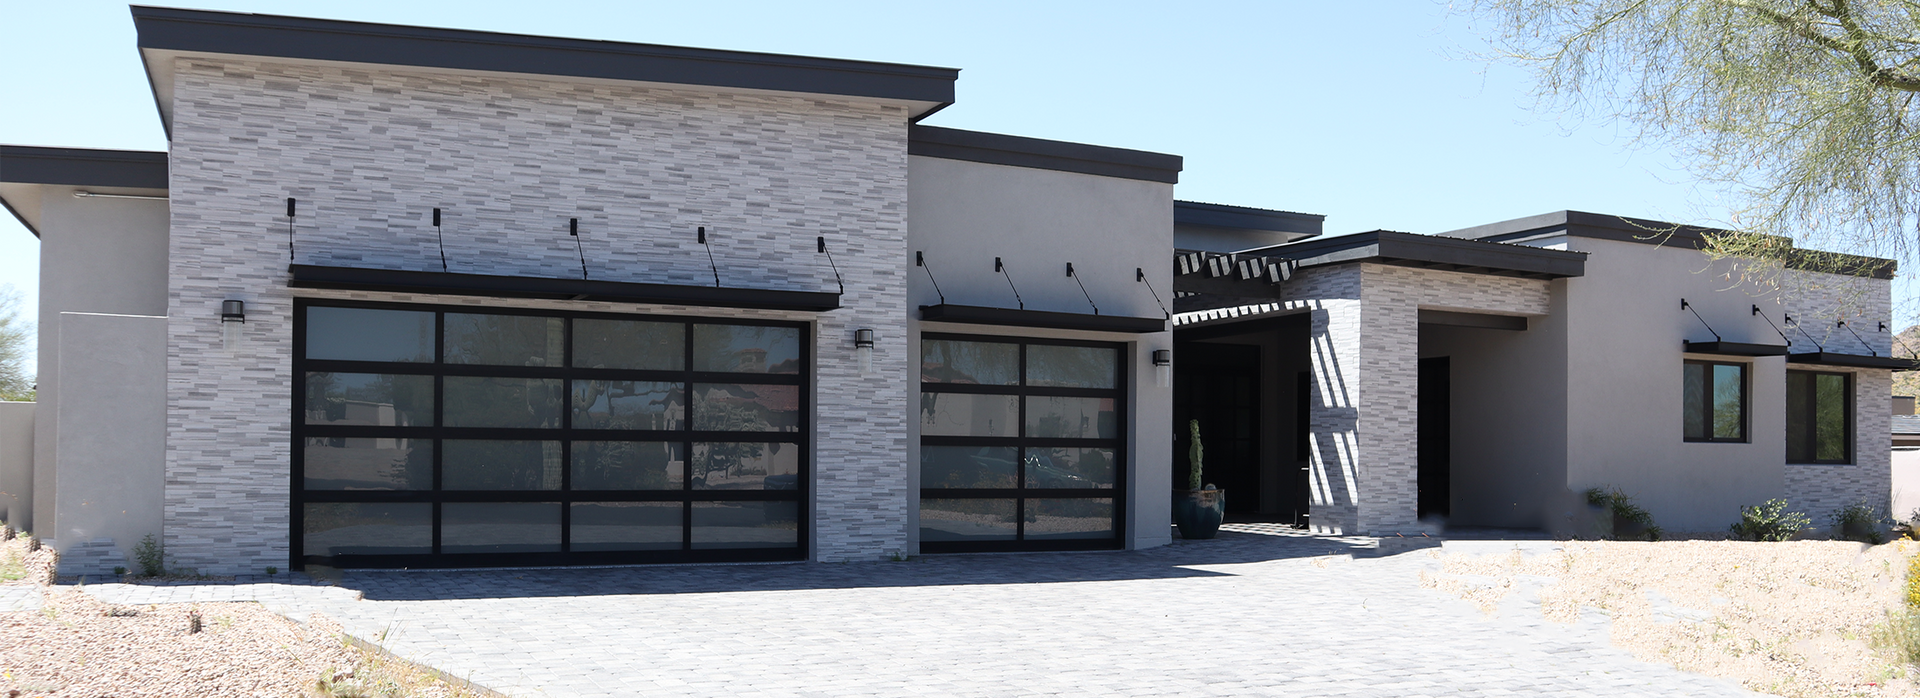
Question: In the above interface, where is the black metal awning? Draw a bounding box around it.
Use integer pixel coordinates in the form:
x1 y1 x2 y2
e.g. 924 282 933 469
919 303 1166 333
289 264 841 312
1682 340 1790 357
1786 352 1920 370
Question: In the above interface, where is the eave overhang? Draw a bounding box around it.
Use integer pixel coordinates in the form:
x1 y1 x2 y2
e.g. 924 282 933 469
1242 230 1586 280
908 126 1183 184
133 6 959 135
1683 340 1791 357
290 264 841 312
919 303 1167 334
1444 210 1896 280
0 145 169 237
1786 352 1920 371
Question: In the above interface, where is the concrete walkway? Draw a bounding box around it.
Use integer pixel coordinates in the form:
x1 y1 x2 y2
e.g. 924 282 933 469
79 525 1761 697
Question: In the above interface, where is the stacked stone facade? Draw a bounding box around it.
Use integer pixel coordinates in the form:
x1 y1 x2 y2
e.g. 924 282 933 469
164 57 913 572
1780 269 1895 528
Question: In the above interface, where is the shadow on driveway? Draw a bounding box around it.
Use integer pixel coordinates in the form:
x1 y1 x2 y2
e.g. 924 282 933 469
342 524 1381 601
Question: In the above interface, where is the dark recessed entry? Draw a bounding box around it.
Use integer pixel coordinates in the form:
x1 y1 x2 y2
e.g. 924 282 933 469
1417 309 1527 331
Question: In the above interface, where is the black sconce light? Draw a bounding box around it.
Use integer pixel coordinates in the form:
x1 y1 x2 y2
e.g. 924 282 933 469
855 328 876 373
221 300 246 323
1152 349 1171 387
220 299 245 351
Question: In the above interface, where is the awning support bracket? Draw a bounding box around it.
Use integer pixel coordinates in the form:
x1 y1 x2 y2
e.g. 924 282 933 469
1066 263 1099 315
1681 299 1720 341
1137 268 1170 320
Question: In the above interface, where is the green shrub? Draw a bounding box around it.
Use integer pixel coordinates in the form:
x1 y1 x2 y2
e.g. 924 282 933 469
1832 500 1891 544
132 533 163 577
1730 498 1811 541
1587 487 1662 541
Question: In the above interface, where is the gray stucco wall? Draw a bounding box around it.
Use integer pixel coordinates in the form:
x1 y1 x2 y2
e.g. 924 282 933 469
53 312 166 575
0 401 31 529
906 155 1174 551
1554 236 1893 533
165 56 912 571
30 186 169 537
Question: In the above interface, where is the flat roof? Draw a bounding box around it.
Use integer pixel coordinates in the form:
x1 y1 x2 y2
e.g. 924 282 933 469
1443 210 1895 280
1241 230 1587 280
1175 200 1322 239
132 6 960 134
908 125 1183 184
0 145 169 237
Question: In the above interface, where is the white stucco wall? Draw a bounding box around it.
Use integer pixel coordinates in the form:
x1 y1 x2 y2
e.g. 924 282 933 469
906 155 1174 551
28 185 169 537
54 312 166 575
0 401 32 529
166 56 914 571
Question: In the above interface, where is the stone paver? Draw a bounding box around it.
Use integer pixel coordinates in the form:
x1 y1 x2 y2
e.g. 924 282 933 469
75 526 1762 697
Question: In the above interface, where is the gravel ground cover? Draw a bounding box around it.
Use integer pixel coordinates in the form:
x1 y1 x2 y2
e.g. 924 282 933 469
1423 539 1919 698
0 535 485 698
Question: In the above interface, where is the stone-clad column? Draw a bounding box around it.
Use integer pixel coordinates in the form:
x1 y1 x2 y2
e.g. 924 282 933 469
1303 265 1421 534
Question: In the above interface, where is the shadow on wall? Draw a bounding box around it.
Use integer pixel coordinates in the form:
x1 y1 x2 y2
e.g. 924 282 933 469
334 527 1380 602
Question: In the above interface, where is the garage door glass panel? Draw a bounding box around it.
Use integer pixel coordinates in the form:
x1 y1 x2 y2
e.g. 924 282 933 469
305 307 435 363
444 377 563 428
692 443 799 490
570 502 683 551
573 319 683 371
920 394 1019 437
303 503 431 555
442 502 562 553
1023 499 1114 539
690 501 799 549
572 381 682 430
571 441 684 490
921 339 1019 385
1025 448 1115 489
693 384 799 431
304 373 434 426
919 499 1018 542
921 446 1018 489
692 325 801 374
1025 397 1117 439
1026 345 1117 389
443 313 564 367
302 438 432 490
443 440 562 490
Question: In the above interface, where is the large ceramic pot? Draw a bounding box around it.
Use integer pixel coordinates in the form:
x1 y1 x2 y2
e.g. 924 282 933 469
1172 489 1226 540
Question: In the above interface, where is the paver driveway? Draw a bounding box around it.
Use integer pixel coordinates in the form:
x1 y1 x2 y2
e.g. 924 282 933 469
87 525 1760 697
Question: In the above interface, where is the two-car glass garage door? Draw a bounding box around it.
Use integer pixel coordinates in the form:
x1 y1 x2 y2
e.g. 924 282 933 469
293 301 807 568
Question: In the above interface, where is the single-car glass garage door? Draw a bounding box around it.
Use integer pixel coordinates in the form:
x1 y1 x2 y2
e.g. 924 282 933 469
293 300 808 568
919 334 1125 552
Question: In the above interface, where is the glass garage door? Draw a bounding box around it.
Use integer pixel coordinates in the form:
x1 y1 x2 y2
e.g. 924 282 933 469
919 334 1125 553
292 301 807 568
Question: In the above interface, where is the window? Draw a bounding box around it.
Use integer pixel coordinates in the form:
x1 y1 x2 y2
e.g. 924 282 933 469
294 301 807 568
1683 360 1747 442
1786 370 1851 464
919 335 1125 553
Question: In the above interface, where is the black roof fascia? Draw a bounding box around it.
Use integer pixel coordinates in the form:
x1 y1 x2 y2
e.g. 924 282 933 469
1242 230 1586 279
1683 340 1791 357
1786 352 1920 370
919 303 1167 333
131 6 958 107
0 146 168 189
1174 200 1323 238
1417 309 1528 331
1443 210 1897 280
908 125 1183 184
290 264 841 312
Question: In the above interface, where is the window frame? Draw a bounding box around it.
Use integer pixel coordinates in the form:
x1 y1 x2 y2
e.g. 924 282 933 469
918 332 1128 554
291 298 811 570
1785 368 1854 465
1682 359 1749 443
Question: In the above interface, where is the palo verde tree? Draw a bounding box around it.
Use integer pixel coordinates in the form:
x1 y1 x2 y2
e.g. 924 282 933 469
0 285 32 402
1463 0 1920 290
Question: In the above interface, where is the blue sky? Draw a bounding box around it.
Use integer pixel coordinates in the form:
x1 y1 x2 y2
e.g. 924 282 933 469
1 1 1760 371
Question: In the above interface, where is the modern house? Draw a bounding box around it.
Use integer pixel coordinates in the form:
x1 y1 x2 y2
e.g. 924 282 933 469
0 7 1906 575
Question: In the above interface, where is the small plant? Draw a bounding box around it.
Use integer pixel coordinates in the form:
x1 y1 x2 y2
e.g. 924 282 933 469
187 608 202 634
113 566 127 576
1730 498 1811 541
265 566 278 575
1832 500 1891 544
1586 487 1662 541
133 533 163 577
1187 419 1204 491
24 533 38 552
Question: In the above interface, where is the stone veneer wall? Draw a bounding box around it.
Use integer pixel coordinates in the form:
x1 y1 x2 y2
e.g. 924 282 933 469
1239 263 1551 535
165 58 912 572
1779 269 1895 528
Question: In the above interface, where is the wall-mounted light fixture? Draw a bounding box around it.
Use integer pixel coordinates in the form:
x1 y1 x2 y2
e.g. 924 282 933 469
855 328 876 374
1152 349 1171 388
220 299 246 351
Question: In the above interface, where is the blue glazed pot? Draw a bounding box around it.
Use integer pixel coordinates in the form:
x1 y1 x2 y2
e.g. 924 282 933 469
1172 489 1226 539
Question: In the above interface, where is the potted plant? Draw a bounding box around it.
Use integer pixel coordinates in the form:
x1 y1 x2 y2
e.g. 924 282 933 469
1172 419 1226 539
